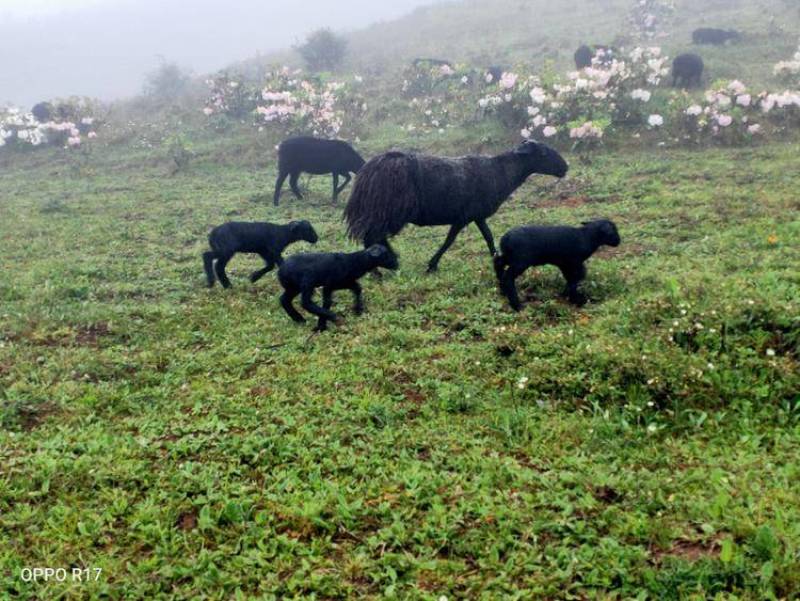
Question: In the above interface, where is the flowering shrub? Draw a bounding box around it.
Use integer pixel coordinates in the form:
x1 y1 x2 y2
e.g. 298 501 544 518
203 66 367 138
629 0 674 39
773 43 800 84
0 99 100 151
203 73 256 118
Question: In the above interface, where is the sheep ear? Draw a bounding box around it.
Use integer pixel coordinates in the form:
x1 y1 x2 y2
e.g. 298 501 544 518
367 245 384 258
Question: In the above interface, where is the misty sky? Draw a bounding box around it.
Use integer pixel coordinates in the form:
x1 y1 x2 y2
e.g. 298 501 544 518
0 0 435 107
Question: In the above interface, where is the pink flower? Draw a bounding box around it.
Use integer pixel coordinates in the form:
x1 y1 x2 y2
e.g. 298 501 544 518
87 131 97 139
202 107 213 116
747 123 762 134
520 128 531 139
736 94 751 107
717 114 733 127
499 72 518 90
542 126 558 138
647 114 664 127
67 136 81 146
685 105 702 116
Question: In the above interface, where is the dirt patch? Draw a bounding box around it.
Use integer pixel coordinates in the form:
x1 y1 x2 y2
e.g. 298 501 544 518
7 401 61 431
176 510 198 531
74 322 113 346
652 538 721 563
595 242 650 260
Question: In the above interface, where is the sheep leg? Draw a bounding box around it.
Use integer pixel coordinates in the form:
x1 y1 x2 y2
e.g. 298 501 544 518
334 172 351 199
274 170 289 206
332 173 339 202
427 224 465 272
316 287 335 331
280 288 305 323
250 262 275 284
249 256 275 283
301 289 337 324
289 172 303 200
203 251 217 287
500 266 524 311
560 263 588 306
474 219 497 256
214 254 233 289
350 282 364 314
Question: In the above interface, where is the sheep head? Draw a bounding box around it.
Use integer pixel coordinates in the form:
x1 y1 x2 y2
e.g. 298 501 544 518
513 140 568 178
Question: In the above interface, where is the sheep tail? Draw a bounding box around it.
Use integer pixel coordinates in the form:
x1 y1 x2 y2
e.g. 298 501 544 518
344 151 422 243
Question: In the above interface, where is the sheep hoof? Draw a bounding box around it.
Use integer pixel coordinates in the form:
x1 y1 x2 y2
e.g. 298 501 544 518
354 305 364 315
426 265 439 274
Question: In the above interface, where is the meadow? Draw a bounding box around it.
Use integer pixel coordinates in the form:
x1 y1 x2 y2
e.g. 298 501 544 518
1 133 798 598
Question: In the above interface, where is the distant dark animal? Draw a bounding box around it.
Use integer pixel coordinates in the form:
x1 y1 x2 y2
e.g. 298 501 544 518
692 28 740 45
203 220 318 288
574 45 616 69
31 102 53 123
486 65 505 81
277 245 398 331
494 219 621 309
344 140 568 273
412 58 453 68
274 137 365 206
672 53 705 88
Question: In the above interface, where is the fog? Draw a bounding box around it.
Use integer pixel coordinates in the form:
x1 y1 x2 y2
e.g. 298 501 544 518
0 0 435 107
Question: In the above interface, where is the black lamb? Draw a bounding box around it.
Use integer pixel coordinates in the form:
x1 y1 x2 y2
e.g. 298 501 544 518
344 140 568 273
672 53 704 88
493 219 621 310
692 28 740 45
274 137 366 206
203 220 318 288
277 245 399 331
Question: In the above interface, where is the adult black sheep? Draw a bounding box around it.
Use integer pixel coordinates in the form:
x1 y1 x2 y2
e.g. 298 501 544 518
31 102 53 123
574 45 616 70
274 137 365 206
343 140 568 273
672 53 705 88
692 28 740 45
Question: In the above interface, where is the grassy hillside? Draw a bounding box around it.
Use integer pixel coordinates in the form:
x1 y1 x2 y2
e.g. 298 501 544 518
1 140 799 599
344 0 798 89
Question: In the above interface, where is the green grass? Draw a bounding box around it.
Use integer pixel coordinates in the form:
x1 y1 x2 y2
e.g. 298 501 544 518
1 138 798 599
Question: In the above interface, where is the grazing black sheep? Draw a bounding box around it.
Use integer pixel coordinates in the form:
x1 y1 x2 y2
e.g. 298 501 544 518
574 45 616 69
203 220 318 288
672 53 705 88
273 137 365 206
277 245 398 331
344 140 568 273
493 219 621 309
692 28 740 45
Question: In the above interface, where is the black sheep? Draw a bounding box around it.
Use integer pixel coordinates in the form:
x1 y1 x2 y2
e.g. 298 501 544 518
486 65 505 81
31 102 53 123
274 137 366 206
493 219 621 309
672 53 705 88
277 245 398 331
203 220 318 288
574 45 616 70
344 140 568 273
692 28 740 45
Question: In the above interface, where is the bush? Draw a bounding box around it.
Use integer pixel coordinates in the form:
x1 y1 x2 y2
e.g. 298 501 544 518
295 29 347 72
144 59 192 102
